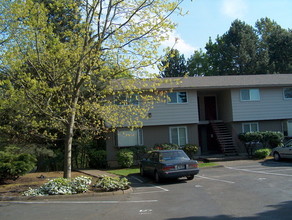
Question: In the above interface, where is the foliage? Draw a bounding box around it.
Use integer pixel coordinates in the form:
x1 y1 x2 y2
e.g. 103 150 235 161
0 0 185 178
23 176 92 196
238 131 284 148
152 143 179 150
107 168 140 177
253 148 272 159
0 149 36 182
186 17 292 76
182 144 199 159
116 149 134 168
88 150 107 169
129 146 148 161
93 175 130 192
159 48 188 77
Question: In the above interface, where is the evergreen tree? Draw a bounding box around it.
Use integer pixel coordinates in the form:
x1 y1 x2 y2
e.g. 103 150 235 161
159 49 188 77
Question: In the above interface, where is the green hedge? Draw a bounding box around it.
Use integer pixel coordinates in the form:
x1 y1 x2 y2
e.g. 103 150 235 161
254 148 272 159
117 149 134 168
0 151 36 182
238 131 284 148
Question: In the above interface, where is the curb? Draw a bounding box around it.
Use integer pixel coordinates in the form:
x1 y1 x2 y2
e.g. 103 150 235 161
0 187 133 202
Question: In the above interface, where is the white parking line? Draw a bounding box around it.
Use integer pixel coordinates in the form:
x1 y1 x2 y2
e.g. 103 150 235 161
226 166 292 177
196 175 235 184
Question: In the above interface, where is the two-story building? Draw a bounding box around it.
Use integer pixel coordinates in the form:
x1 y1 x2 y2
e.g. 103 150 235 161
106 74 292 166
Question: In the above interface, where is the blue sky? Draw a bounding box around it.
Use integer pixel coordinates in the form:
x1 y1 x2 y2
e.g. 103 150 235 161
162 0 292 58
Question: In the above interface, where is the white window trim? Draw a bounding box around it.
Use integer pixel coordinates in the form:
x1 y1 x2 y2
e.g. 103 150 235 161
167 91 188 104
240 89 260 101
169 126 188 146
283 88 292 100
242 122 259 133
117 128 143 147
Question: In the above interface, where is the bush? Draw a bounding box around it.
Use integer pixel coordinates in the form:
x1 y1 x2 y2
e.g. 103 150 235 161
0 151 36 182
117 149 134 168
93 175 130 192
129 146 148 161
238 131 284 148
254 148 272 159
182 144 199 159
153 143 179 150
23 176 92 196
89 150 107 168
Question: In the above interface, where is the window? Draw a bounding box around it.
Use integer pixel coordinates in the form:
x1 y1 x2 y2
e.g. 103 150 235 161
115 94 139 105
283 88 292 99
242 122 259 133
170 126 187 146
167 92 187 104
117 129 143 147
240 89 260 101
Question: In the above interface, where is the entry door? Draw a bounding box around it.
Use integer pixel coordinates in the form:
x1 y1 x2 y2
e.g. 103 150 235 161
204 96 217 120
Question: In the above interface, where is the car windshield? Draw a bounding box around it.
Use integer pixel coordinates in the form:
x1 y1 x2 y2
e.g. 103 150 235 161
160 151 190 161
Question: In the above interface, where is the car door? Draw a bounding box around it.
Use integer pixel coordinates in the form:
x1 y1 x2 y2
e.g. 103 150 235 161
143 152 159 174
284 140 292 158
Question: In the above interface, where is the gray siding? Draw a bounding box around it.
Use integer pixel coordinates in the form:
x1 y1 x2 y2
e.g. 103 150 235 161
142 90 199 126
217 90 233 122
231 87 292 122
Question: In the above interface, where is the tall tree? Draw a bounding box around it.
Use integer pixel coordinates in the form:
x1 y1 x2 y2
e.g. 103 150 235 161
187 49 211 76
159 48 187 77
256 17 292 73
205 20 263 75
1 0 184 178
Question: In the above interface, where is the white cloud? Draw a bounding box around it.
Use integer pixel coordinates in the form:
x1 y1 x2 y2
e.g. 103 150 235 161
161 31 196 57
221 0 248 19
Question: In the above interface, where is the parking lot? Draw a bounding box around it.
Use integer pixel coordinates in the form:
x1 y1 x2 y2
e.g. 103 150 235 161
1 159 292 220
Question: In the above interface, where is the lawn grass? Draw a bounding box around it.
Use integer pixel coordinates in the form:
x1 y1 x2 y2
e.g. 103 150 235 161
198 162 219 168
107 162 219 176
107 167 140 176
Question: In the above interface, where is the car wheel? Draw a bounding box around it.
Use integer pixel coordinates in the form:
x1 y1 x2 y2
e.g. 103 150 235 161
140 166 145 177
187 175 194 180
274 152 281 161
154 171 160 183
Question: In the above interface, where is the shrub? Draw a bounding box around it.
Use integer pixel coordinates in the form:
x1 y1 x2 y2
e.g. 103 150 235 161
183 144 199 159
153 143 179 150
0 151 36 182
93 175 130 192
23 176 92 196
89 150 107 168
129 146 148 161
254 148 272 159
117 149 134 168
238 131 284 148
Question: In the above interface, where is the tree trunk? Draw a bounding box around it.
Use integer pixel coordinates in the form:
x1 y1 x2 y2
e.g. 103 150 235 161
64 94 79 179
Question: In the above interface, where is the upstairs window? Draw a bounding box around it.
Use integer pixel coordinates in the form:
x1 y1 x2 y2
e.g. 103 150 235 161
242 122 259 133
240 89 260 101
168 92 187 104
283 88 292 99
115 94 139 105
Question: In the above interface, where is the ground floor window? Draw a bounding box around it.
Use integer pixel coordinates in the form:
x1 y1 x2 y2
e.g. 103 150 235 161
242 122 259 133
169 126 187 146
287 120 292 137
117 128 143 147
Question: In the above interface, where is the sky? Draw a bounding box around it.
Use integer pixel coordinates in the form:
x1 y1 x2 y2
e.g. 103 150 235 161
162 0 292 58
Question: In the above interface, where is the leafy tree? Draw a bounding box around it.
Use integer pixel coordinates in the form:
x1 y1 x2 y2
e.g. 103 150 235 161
1 0 184 178
159 48 188 77
187 49 211 76
255 17 292 73
205 20 263 75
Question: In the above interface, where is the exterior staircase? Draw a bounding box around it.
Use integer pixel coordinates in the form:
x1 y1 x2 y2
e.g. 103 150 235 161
210 122 238 155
